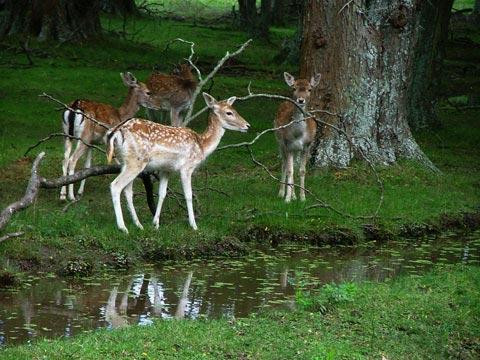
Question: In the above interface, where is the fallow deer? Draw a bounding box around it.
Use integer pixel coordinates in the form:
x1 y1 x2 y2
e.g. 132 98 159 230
146 63 197 127
60 72 158 201
275 72 321 202
106 92 250 233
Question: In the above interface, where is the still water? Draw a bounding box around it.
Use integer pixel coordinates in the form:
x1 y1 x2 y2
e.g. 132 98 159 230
1 231 479 346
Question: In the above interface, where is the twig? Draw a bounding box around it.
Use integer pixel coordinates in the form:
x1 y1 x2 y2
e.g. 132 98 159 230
0 231 24 243
62 199 79 213
39 93 110 130
338 0 355 14
183 39 252 125
24 133 105 157
246 147 374 220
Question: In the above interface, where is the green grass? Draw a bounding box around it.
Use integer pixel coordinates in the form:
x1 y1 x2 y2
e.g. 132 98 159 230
0 14 479 275
453 0 475 11
1 265 479 359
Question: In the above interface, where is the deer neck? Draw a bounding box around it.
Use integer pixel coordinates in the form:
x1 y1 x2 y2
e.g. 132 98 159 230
199 112 225 158
118 88 139 120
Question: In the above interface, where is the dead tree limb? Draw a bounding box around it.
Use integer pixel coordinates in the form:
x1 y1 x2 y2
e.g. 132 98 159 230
182 39 252 126
0 152 45 231
24 133 105 156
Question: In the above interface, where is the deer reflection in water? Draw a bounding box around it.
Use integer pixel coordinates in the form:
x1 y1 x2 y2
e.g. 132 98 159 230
175 271 194 319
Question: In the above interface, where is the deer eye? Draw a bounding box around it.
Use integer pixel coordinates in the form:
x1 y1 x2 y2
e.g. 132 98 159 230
226 111 233 116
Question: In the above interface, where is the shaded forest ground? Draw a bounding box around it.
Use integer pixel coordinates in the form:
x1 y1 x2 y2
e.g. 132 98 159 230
0 13 479 277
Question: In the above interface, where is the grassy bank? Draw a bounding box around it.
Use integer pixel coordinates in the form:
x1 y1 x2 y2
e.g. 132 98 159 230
1 265 479 359
0 13 479 277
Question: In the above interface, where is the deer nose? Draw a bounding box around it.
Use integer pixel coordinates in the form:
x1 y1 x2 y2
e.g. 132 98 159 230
297 98 305 104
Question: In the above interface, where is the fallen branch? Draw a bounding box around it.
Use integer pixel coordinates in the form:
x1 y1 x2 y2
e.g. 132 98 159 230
0 152 45 231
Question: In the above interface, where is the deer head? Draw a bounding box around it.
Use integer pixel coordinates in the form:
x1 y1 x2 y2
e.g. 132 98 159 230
202 92 250 132
120 72 159 110
283 72 321 107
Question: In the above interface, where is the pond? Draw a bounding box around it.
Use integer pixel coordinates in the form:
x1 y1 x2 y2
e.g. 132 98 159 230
1 231 479 347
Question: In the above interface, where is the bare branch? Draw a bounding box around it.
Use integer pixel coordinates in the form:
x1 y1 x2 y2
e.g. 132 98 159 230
0 231 24 243
246 147 374 220
39 93 110 130
24 133 105 157
183 39 253 126
338 0 355 14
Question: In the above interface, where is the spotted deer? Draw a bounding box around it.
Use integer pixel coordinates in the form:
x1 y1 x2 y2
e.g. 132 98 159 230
146 63 197 127
60 72 158 201
275 72 321 202
106 92 250 233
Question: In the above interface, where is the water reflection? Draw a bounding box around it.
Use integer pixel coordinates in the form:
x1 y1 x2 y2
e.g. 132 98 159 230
1 231 479 346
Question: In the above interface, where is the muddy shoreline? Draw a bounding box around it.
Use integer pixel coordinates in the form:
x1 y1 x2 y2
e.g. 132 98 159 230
1 209 479 286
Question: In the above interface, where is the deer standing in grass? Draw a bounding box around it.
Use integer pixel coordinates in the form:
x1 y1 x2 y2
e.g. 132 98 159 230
60 73 158 201
146 63 197 127
107 92 250 233
275 72 321 202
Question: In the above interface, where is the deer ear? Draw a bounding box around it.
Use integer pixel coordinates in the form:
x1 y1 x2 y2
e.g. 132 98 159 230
226 96 237 106
283 72 295 87
121 72 138 87
202 92 217 108
310 73 321 88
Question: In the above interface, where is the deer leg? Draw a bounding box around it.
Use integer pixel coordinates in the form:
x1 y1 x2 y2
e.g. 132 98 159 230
278 148 287 198
153 174 169 229
60 138 72 201
180 169 197 230
285 152 294 203
124 180 144 230
77 148 92 197
299 150 309 201
67 141 88 201
171 108 182 127
110 163 146 233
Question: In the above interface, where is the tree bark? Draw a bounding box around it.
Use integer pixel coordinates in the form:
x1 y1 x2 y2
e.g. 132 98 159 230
100 0 137 15
0 0 101 41
300 0 447 170
237 0 271 38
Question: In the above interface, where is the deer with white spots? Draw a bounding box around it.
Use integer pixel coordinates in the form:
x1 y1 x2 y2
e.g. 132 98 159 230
146 63 197 127
106 92 250 233
60 73 158 201
275 72 321 202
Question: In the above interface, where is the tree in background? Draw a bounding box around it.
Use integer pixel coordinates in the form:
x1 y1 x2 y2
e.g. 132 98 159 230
237 0 271 38
100 0 137 15
0 0 101 41
300 0 453 170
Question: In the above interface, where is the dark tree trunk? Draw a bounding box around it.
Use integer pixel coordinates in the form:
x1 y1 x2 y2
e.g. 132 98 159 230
100 0 137 15
271 0 286 26
237 0 271 38
0 0 101 41
407 0 454 130
300 0 450 170
473 0 480 24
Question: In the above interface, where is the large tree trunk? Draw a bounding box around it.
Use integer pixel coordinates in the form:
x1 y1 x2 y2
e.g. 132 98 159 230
100 0 137 15
300 0 449 170
0 0 101 41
